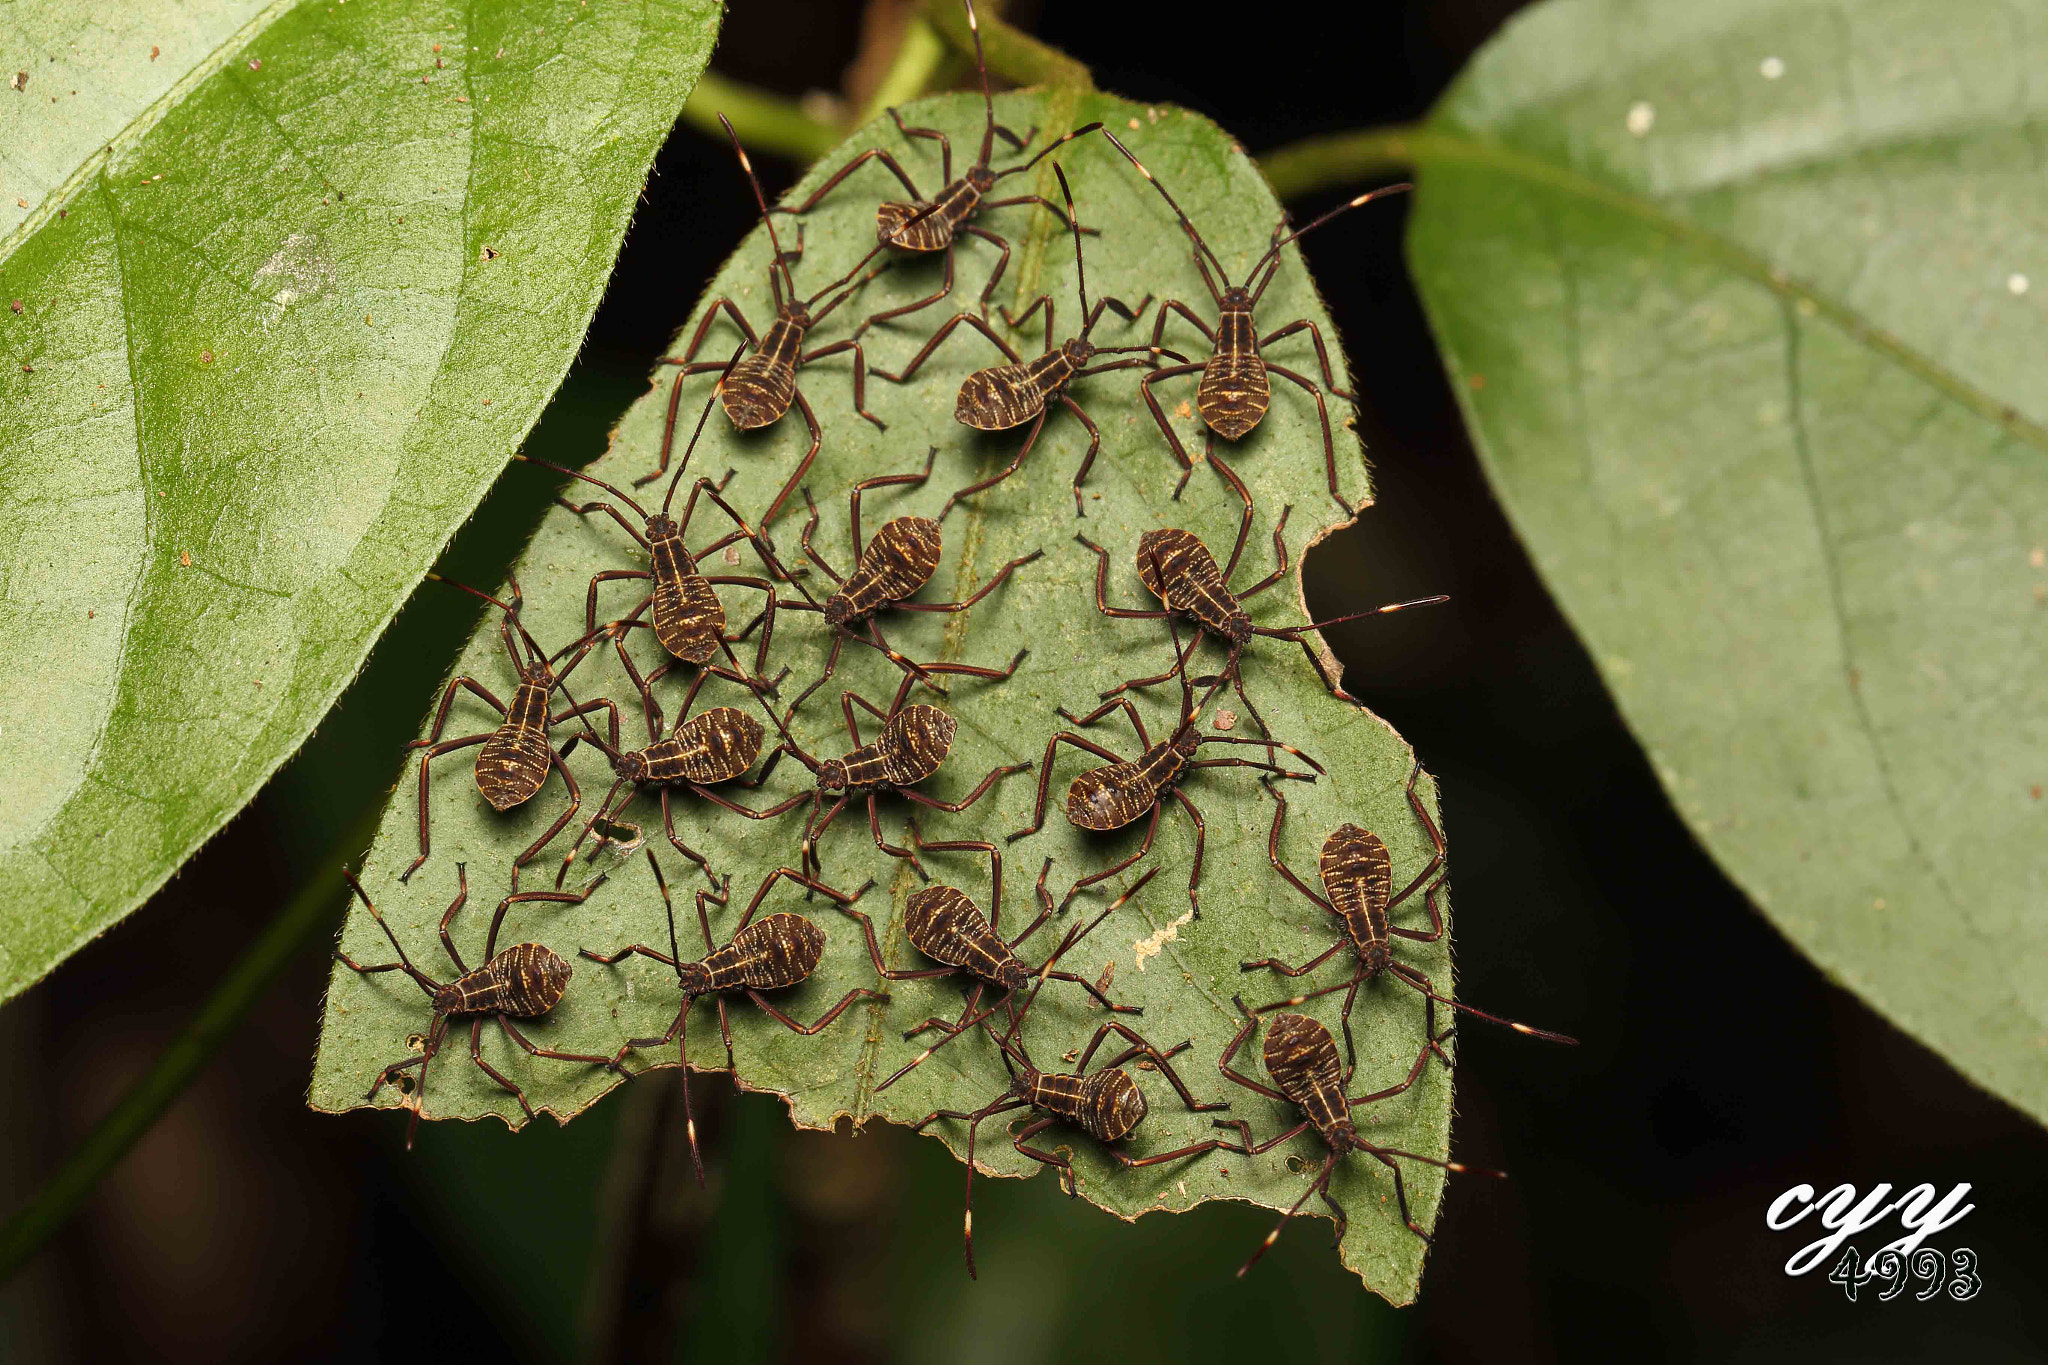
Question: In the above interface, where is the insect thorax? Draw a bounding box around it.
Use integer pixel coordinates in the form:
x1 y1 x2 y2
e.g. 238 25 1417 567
504 677 553 732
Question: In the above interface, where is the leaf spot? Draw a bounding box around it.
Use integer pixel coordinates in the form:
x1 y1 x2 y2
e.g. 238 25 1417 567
1134 910 1194 971
1625 101 1654 137
2008 273 2029 297
1759 56 1785 80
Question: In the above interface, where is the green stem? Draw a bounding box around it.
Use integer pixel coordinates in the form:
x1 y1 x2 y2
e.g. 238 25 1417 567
1254 125 1425 201
855 14 950 129
682 71 842 164
920 0 1093 91
0 814 375 1283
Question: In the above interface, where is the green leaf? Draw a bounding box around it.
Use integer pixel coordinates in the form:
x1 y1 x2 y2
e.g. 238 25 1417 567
311 92 1462 1300
0 0 721 999
1406 0 2048 1121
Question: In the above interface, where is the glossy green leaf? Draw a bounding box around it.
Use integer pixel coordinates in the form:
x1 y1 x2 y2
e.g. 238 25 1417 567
311 92 1464 1300
1407 0 2048 1121
0 0 721 999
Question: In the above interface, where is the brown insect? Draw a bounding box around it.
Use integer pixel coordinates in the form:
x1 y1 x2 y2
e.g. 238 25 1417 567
580 851 889 1183
772 445 1038 725
1101 129 1411 512
550 663 783 889
874 163 1173 519
1008 629 1322 918
769 0 1104 331
401 576 618 888
840 843 1144 1091
1242 769 1578 1068
634 115 938 530
516 344 783 720
1079 458 1445 746
1213 1001 1501 1276
335 864 614 1149
735 669 1032 884
914 978 1234 1278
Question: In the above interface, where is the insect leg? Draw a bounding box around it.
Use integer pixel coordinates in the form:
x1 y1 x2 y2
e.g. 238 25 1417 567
937 409 1045 522
1265 361 1348 514
400 733 490 883
1059 804 1160 913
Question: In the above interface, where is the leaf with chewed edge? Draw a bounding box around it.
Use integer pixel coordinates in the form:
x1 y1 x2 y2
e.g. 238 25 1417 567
312 91 1470 1301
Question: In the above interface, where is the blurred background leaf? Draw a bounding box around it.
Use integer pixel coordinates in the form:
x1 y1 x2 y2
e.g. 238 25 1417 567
0 0 721 1001
1407 0 2048 1125
312 89 1463 1303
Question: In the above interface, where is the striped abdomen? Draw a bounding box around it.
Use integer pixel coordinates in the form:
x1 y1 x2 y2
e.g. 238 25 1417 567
701 912 825 992
437 943 572 1018
1134 528 1250 642
956 352 1068 431
1197 308 1269 439
1262 1013 1353 1143
878 179 976 250
1029 1068 1147 1143
829 517 941 625
475 681 554 811
1065 752 1162 832
876 705 955 786
652 573 726 662
1321 825 1392 974
641 707 764 785
720 320 803 429
904 886 1027 989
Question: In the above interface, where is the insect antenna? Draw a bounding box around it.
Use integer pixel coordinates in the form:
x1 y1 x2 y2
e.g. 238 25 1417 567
964 0 998 168
1254 594 1449 641
1237 1149 1340 1278
988 118 1106 184
646 849 711 1187
802 195 947 323
718 112 798 311
339 869 440 997
1246 181 1413 305
992 864 1157 1048
1385 962 1579 1046
1053 164 1098 337
424 572 557 675
514 454 650 522
662 338 752 517
1099 129 1232 290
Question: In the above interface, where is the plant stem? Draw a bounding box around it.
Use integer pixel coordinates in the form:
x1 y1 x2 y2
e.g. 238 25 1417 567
1255 125 1426 201
855 14 950 129
0 815 374 1283
920 0 1093 91
682 71 842 164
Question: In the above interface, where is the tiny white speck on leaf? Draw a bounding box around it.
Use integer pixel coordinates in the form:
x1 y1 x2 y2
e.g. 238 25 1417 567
2008 272 2029 296
1626 101 1654 137
1759 56 1785 79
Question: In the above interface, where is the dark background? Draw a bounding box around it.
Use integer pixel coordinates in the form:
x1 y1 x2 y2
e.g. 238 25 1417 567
4 2 2044 1361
